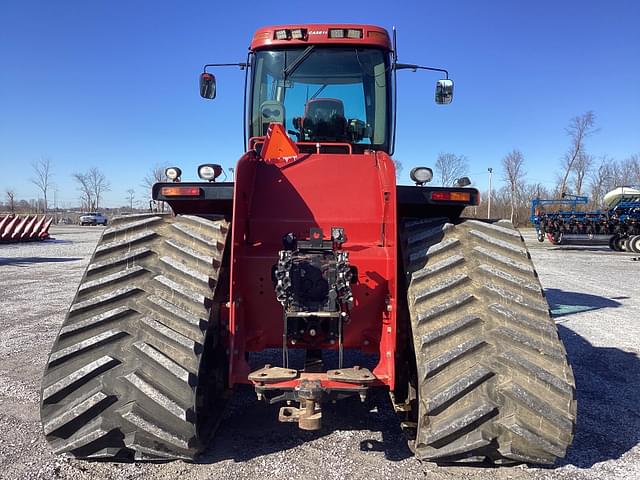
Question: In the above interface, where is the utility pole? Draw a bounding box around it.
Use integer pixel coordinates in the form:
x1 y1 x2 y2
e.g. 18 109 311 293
229 167 235 182
487 167 493 219
53 186 58 223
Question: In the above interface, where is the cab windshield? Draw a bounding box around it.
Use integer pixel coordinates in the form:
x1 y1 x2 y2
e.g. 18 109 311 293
249 47 392 152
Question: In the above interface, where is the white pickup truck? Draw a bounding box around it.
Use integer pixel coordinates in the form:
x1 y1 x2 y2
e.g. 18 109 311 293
79 212 108 226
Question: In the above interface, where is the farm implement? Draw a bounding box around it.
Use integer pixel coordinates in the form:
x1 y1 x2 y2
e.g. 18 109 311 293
0 214 53 243
532 188 640 252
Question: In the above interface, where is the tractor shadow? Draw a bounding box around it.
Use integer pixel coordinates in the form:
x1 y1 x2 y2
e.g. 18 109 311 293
557 324 640 468
198 350 412 464
200 328 640 469
545 288 625 318
549 246 612 252
200 294 640 468
545 289 639 467
0 256 82 266
199 386 411 464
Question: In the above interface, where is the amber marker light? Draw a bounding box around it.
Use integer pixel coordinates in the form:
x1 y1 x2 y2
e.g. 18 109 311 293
160 187 201 196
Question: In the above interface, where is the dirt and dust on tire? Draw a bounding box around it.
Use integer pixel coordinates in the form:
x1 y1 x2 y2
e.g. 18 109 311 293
40 214 229 460
401 218 576 465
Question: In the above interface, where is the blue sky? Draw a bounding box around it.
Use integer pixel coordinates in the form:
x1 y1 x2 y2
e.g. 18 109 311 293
1 0 638 207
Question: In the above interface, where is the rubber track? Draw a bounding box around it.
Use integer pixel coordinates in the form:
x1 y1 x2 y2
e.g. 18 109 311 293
401 218 576 465
40 213 228 460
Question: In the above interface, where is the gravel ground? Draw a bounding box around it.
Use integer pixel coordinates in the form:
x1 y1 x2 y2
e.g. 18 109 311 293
0 225 638 480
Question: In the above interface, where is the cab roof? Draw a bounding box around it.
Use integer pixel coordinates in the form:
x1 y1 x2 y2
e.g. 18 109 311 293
250 24 392 51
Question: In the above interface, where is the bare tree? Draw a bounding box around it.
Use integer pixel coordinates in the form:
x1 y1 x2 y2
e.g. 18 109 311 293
627 153 640 185
30 156 53 213
587 158 611 209
72 168 110 210
434 153 469 186
619 154 640 187
88 167 110 210
5 189 16 213
502 149 526 224
126 189 135 210
394 160 403 179
558 111 597 197
572 153 594 196
142 165 168 212
72 172 93 211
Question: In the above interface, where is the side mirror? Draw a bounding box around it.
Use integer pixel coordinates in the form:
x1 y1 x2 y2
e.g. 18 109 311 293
199 72 216 99
435 79 454 105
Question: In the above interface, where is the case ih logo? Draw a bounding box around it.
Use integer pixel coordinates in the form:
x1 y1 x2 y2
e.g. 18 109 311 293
308 30 327 35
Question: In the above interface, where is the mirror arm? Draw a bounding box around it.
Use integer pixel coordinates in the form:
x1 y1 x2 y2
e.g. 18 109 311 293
394 63 449 79
203 62 248 73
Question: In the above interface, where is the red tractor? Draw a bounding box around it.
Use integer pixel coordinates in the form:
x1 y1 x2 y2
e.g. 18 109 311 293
41 24 575 465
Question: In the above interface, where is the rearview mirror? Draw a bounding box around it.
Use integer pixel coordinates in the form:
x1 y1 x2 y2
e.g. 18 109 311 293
456 176 471 187
199 72 216 99
435 79 454 105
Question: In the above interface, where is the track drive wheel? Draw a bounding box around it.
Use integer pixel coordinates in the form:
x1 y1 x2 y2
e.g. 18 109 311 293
401 218 576 465
40 213 229 460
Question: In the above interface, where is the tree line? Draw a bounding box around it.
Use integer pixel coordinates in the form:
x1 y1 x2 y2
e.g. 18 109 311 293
1 159 159 215
3 112 638 225
434 112 639 226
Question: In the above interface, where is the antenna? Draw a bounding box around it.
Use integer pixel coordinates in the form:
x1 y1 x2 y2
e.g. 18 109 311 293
392 26 398 63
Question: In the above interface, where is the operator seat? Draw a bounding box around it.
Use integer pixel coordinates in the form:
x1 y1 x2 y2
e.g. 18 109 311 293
302 98 348 141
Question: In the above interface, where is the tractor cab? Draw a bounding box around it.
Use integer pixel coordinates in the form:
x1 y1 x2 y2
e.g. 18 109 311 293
249 44 391 153
199 24 455 155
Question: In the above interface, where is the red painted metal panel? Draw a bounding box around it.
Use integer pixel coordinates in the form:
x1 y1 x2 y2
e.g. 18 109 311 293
11 215 30 239
21 216 38 239
0 215 10 232
1 216 19 239
39 217 53 239
30 216 46 236
227 150 397 389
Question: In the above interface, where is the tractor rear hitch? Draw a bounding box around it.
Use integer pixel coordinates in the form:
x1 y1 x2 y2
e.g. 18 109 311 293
248 364 376 430
278 379 323 430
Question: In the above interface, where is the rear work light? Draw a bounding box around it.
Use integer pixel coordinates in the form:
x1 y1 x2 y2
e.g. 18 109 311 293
328 28 363 39
431 191 471 202
160 187 201 197
274 29 307 41
290 28 307 40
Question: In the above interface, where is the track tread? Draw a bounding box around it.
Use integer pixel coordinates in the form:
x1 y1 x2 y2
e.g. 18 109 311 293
41 214 229 460
401 218 575 465
59 306 131 337
422 400 497 446
78 266 146 293
95 230 157 255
